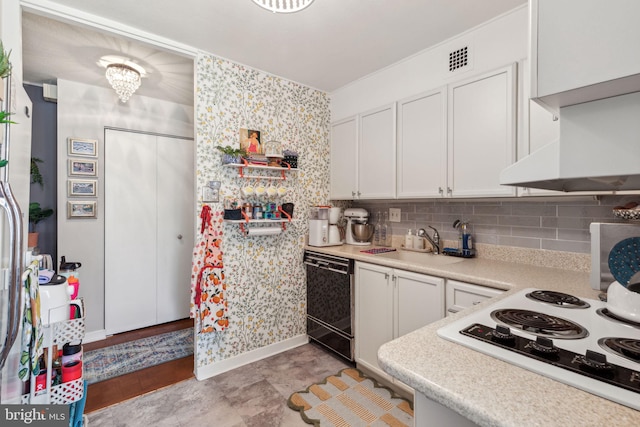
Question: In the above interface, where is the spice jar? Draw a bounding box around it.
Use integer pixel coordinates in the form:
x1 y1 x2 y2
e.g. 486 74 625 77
242 203 253 219
253 205 263 219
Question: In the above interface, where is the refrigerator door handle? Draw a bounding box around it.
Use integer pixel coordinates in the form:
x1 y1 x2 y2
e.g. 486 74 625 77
0 181 23 370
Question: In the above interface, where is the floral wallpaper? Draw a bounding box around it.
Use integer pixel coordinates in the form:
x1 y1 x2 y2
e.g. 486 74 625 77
194 53 330 368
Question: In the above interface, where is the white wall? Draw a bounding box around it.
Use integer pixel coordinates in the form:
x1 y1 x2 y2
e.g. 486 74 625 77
330 6 528 121
57 79 194 335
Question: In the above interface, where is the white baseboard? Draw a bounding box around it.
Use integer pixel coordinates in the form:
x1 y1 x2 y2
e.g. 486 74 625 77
83 329 108 344
195 334 308 381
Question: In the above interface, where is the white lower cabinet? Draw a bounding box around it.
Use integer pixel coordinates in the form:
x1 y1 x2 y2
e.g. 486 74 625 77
445 279 505 317
355 262 444 383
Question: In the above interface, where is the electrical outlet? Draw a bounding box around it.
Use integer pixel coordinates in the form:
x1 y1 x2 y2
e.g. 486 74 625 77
389 208 401 223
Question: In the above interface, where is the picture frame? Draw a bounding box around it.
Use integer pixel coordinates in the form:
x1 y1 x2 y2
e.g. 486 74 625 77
68 179 97 197
67 201 97 219
68 138 98 157
239 128 262 155
68 159 97 177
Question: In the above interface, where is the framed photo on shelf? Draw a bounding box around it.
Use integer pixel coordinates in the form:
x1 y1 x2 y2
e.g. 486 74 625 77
68 179 97 197
68 159 97 177
239 128 263 155
68 138 98 157
67 201 97 219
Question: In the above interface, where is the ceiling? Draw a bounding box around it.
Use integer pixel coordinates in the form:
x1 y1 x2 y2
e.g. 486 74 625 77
21 0 527 106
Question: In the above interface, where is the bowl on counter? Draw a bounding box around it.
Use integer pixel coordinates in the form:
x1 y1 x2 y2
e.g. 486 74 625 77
351 223 374 242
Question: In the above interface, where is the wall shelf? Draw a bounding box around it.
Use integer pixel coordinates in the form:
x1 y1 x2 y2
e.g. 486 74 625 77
223 162 298 181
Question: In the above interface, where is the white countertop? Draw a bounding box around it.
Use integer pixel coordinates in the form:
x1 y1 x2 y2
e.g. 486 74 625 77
305 244 640 426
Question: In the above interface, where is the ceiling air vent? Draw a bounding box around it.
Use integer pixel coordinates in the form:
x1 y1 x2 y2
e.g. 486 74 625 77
448 46 469 72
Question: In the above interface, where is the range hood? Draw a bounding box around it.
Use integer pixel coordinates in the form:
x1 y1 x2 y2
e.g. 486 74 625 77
501 91 640 192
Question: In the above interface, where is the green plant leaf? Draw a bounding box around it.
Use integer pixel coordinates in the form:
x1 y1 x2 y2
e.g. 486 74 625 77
30 157 44 187
0 110 16 124
0 159 7 168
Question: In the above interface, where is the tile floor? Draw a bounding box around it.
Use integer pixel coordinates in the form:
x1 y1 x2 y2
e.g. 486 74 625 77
87 343 351 426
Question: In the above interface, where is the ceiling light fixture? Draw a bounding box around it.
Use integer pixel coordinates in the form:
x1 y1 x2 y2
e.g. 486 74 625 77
251 0 315 13
105 63 141 103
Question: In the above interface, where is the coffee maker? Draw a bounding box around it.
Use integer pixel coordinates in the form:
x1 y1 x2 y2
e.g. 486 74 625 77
344 208 372 246
308 206 344 247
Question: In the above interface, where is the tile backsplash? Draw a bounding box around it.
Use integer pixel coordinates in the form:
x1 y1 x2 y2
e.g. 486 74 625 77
353 195 639 254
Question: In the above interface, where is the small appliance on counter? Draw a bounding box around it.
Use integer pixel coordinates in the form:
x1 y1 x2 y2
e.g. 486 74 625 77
344 208 373 246
308 206 343 247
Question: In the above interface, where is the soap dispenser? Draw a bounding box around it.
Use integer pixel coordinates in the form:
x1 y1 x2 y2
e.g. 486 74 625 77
461 222 472 250
405 229 413 249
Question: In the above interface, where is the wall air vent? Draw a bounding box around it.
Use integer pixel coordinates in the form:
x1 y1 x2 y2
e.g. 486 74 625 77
448 46 469 72
43 83 58 103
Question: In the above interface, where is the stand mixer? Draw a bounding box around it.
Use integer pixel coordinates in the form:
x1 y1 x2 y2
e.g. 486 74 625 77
344 208 373 246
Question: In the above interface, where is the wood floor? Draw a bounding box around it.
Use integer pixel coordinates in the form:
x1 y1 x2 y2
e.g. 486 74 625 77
84 318 195 413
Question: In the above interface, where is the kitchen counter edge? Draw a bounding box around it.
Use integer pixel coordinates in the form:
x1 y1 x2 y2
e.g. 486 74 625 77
305 245 640 426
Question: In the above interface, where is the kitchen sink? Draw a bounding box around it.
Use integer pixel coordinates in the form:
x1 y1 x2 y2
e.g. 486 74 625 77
375 250 465 265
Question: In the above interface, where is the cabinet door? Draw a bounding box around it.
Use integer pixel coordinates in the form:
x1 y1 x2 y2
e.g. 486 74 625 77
355 262 393 378
394 270 444 337
445 280 504 317
448 64 517 197
358 104 396 199
533 0 640 108
330 116 358 200
105 130 158 334
397 88 447 198
156 136 194 324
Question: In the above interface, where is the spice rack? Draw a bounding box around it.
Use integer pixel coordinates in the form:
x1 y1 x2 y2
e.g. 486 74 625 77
22 300 85 405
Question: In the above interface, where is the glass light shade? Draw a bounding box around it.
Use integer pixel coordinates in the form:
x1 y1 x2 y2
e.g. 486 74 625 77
251 0 314 13
105 64 141 103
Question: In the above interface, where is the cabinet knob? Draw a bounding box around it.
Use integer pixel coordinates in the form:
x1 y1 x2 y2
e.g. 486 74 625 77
447 187 452 194
472 300 481 305
352 191 356 197
438 187 444 194
177 234 183 240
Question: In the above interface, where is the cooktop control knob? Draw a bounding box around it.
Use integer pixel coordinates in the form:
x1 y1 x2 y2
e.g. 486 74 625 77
491 325 515 343
581 350 613 372
531 336 558 355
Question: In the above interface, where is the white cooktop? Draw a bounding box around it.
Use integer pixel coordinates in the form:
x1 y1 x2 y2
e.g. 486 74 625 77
437 288 640 411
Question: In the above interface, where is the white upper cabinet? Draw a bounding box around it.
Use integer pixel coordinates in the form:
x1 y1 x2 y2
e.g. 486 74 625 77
447 64 517 197
396 88 447 198
531 0 640 110
330 116 358 199
358 103 396 199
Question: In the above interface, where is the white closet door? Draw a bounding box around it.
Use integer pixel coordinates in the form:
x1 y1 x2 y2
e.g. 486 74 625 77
156 136 194 323
105 130 158 334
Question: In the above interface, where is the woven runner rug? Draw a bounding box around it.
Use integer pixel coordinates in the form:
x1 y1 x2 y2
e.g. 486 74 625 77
287 368 413 427
83 327 193 384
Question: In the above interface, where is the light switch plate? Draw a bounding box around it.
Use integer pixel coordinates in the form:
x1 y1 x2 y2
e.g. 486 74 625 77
389 208 401 223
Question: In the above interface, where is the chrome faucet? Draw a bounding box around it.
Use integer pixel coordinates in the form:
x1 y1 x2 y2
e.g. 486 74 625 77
417 226 440 254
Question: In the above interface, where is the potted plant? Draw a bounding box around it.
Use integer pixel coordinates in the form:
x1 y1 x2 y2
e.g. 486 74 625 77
0 111 14 168
0 40 11 100
0 40 10 79
216 145 246 165
28 202 53 248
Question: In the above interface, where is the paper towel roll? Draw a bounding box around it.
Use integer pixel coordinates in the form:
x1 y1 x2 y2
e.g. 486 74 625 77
246 227 282 236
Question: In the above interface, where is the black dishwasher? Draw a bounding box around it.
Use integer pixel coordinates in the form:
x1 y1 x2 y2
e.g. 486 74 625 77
304 251 354 362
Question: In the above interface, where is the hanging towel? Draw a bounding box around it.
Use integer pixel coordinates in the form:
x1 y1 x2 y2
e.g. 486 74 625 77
190 206 228 333
19 261 44 381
